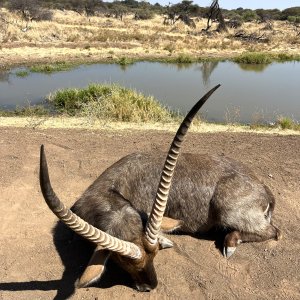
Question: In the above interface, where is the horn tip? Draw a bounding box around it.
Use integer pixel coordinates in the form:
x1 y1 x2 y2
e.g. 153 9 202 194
40 144 45 155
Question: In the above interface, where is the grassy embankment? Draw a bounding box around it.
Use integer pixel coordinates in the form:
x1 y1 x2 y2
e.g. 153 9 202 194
0 84 299 131
0 84 174 122
10 51 300 78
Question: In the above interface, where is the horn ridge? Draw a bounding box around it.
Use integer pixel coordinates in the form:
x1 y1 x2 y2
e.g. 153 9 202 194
145 84 221 245
39 145 142 260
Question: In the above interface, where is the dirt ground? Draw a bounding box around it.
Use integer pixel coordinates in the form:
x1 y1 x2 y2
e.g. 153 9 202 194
0 125 299 300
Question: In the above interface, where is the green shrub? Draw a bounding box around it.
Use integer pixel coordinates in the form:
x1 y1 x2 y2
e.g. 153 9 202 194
30 62 76 74
117 57 134 66
287 16 300 23
15 70 30 77
175 53 193 64
277 117 296 130
134 9 154 20
0 104 49 116
48 84 173 122
233 52 272 64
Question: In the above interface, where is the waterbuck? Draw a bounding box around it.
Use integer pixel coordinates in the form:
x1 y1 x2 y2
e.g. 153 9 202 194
40 85 221 291
40 84 280 292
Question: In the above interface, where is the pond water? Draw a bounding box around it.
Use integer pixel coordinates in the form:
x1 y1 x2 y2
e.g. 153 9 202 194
0 61 299 124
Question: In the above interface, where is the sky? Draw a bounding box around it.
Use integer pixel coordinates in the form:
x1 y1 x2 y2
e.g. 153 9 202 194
148 0 300 10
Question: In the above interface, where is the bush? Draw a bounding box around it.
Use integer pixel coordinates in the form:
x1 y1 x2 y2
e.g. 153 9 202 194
117 57 133 66
47 84 173 122
234 52 273 64
287 16 300 23
226 16 243 28
16 70 30 77
241 10 259 22
8 0 52 21
0 104 49 116
277 117 300 130
175 53 193 63
134 9 154 20
30 62 75 73
282 7 300 19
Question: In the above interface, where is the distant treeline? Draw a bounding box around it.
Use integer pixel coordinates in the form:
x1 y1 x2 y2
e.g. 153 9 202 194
0 0 300 23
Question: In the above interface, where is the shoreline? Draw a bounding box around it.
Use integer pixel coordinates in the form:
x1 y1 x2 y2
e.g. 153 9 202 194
1 48 300 70
1 116 299 135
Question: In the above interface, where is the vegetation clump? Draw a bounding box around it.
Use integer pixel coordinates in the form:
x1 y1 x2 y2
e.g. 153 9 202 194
30 62 76 74
117 57 134 66
233 52 273 64
15 70 30 77
0 104 49 116
233 52 300 64
48 84 173 122
175 53 193 64
277 117 300 130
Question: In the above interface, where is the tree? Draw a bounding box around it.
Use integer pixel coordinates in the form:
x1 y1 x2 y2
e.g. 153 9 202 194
282 7 300 19
8 0 52 21
241 9 258 22
163 1 196 28
84 0 101 16
106 2 128 21
134 9 154 20
205 0 227 32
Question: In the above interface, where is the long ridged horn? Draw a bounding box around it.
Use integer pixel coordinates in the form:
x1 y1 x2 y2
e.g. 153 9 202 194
145 84 221 245
39 145 141 260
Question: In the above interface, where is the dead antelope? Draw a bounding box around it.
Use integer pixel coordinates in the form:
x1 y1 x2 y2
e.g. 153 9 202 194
39 85 220 291
40 84 281 291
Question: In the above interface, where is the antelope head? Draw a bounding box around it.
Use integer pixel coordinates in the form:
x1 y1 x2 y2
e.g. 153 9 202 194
39 84 220 291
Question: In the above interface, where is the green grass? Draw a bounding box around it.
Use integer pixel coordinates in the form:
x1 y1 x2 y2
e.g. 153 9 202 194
15 70 30 77
0 104 49 116
249 116 300 131
117 57 134 66
233 52 273 64
174 53 194 64
30 62 77 74
275 53 300 62
47 84 174 122
233 52 300 64
277 117 300 130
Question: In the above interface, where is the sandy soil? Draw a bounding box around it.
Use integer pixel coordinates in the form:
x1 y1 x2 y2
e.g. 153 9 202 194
0 125 299 300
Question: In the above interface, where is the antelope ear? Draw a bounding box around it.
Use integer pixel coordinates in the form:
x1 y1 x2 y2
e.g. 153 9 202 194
76 246 110 288
160 216 183 233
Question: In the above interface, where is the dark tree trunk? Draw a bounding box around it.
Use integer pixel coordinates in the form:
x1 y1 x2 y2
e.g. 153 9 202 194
205 0 228 32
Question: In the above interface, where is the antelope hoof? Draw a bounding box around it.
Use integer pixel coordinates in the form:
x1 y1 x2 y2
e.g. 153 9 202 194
275 228 282 241
223 246 236 258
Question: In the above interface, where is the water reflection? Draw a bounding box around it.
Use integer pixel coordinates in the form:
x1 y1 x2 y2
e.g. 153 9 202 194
199 61 219 85
118 64 134 72
237 63 269 72
173 63 195 70
0 61 299 123
0 69 10 83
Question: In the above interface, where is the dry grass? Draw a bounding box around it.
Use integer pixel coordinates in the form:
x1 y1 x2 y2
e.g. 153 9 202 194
1 116 300 135
1 8 300 66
